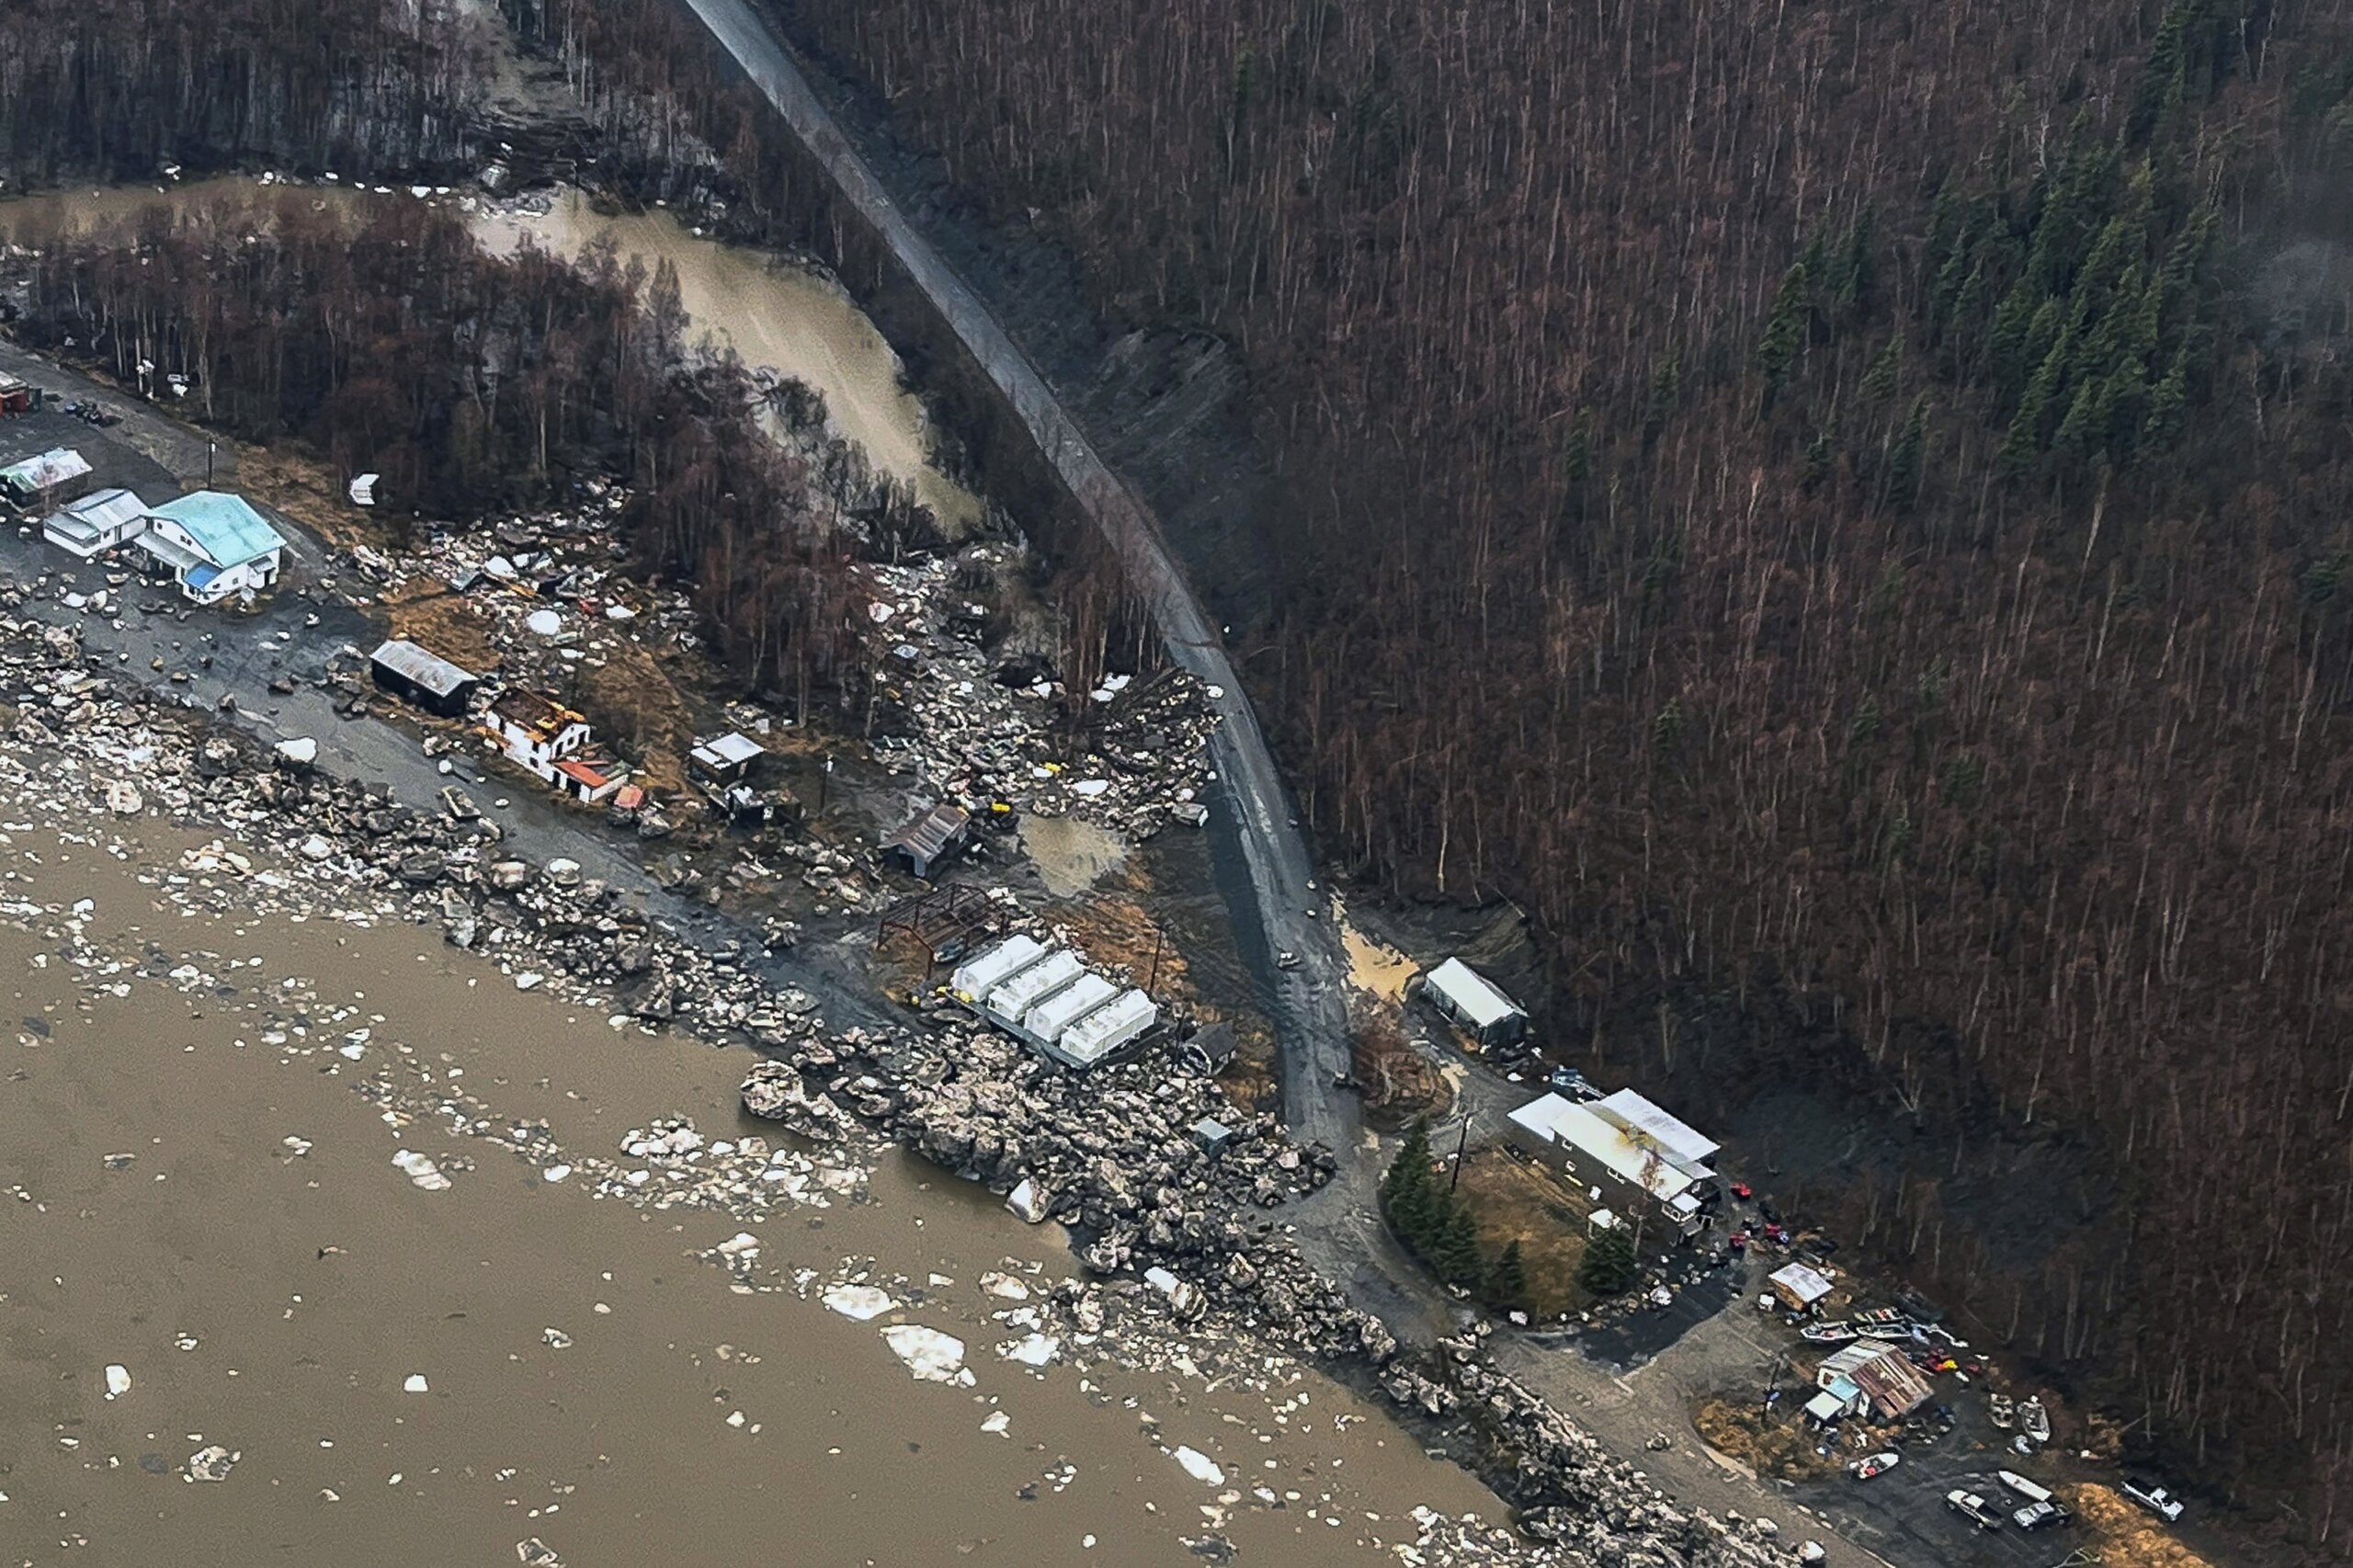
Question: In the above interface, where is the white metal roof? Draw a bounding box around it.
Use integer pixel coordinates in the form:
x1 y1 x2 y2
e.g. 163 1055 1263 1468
1023 972 1118 1041
691 732 766 770
1057 989 1157 1065
1424 957 1522 1029
370 638 478 699
1506 1093 1699 1202
1594 1088 1720 1166
1770 1262 1836 1304
949 934 1045 1001
56 487 144 531
1804 1389 1847 1421
987 949 1084 1019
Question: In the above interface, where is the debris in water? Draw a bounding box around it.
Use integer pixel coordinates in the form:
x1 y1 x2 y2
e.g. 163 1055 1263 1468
403 1373 429 1393
542 1328 573 1349
103 1363 131 1400
185 1444 238 1483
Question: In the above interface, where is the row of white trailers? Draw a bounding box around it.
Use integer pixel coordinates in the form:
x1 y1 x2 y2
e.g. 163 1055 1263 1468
949 935 1160 1070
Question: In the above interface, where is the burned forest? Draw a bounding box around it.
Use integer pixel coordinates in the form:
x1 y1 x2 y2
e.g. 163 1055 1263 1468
768 0 2353 1538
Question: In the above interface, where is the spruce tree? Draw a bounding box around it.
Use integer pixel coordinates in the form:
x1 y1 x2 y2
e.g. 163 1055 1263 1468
1383 1119 1438 1249
1578 1223 1640 1297
1435 1197 1485 1288
1486 1238 1529 1310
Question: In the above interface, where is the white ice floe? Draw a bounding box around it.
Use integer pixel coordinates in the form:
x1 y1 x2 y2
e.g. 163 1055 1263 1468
881 1324 972 1385
822 1284 896 1322
391 1150 451 1191
1173 1446 1225 1486
103 1364 131 1400
998 1334 1061 1369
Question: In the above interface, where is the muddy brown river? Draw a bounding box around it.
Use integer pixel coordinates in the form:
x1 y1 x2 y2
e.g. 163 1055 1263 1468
0 179 983 533
0 831 1496 1566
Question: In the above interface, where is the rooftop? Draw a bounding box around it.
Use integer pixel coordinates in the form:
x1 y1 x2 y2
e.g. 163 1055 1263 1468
147 490 285 567
489 687 585 740
1593 1088 1720 1168
691 732 766 771
370 639 479 699
1506 1092 1702 1202
885 801 972 862
1424 957 1524 1028
2 447 92 491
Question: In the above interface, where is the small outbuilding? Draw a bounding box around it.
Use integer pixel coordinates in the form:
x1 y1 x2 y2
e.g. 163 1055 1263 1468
41 487 148 559
369 639 481 719
1420 957 1528 1047
1770 1261 1836 1313
0 447 93 512
883 801 972 880
690 732 766 784
1805 1380 1862 1424
0 373 33 415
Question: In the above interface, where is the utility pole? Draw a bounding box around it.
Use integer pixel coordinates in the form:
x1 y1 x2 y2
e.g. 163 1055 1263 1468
1449 1119 1469 1192
817 753 832 816
1147 927 1163 991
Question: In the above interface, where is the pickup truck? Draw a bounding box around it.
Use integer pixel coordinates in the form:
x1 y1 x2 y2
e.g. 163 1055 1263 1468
2124 1479 2186 1524
1945 1490 2004 1530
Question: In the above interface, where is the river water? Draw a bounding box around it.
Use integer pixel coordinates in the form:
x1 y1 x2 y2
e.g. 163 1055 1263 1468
0 827 1498 1565
0 178 983 532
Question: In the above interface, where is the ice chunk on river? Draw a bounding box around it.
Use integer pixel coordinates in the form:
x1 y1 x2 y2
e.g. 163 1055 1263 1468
822 1284 896 1322
1173 1446 1225 1486
881 1324 972 1385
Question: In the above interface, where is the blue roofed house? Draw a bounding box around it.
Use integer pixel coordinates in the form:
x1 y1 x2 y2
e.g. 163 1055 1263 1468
133 492 288 604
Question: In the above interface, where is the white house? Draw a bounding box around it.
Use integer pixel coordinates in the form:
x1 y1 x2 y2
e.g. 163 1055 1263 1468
483 688 593 782
132 491 287 603
41 487 149 559
1506 1090 1714 1237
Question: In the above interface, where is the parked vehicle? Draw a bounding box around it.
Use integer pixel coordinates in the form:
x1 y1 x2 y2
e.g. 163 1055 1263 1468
2123 1479 2186 1524
1998 1471 2070 1528
2013 1501 2069 1530
1849 1452 1900 1481
1946 1490 2004 1530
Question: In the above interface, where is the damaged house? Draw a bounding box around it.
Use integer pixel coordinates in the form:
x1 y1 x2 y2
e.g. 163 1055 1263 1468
483 687 631 805
883 801 972 880
1814 1341 1935 1421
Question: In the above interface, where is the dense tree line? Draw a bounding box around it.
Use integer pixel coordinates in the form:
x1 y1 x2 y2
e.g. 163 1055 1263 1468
1381 1119 1528 1311
7 193 860 702
0 0 484 187
762 0 2353 1540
